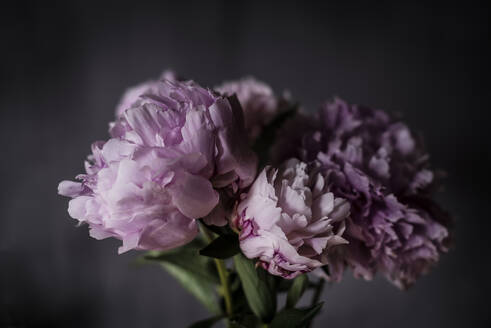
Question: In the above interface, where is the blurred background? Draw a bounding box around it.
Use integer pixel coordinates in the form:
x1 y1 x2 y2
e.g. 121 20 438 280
1 0 489 327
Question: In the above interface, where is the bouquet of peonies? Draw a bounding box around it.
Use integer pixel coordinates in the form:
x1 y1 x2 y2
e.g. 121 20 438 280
58 71 452 327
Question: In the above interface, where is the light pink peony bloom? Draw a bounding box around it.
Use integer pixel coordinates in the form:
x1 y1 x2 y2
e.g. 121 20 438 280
114 70 178 118
59 79 257 253
235 158 350 279
216 77 290 141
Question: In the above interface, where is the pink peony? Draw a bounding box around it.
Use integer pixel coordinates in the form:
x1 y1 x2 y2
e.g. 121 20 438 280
235 158 350 279
59 79 257 253
114 70 178 118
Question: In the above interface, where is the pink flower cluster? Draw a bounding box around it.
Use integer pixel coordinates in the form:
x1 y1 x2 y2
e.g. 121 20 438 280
59 71 451 286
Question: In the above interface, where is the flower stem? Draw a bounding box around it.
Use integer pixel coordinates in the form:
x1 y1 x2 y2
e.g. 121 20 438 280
307 279 326 328
311 279 325 306
200 225 234 324
215 257 233 318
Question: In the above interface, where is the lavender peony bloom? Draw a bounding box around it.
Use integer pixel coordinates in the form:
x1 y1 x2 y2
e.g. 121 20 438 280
59 79 257 253
272 97 452 288
216 77 290 141
234 158 350 279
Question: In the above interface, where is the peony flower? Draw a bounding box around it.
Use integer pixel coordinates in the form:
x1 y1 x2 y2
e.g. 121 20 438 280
110 79 257 190
114 70 179 118
59 78 257 253
272 97 452 288
216 77 290 142
234 158 350 279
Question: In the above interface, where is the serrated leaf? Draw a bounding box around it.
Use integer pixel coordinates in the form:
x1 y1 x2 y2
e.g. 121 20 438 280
286 275 309 308
233 254 276 323
199 234 240 259
270 302 324 328
187 314 225 328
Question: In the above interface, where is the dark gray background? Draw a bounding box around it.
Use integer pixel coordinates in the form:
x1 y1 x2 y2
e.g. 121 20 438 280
1 0 489 327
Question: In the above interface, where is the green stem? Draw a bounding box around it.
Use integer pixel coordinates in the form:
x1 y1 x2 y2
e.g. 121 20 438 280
215 258 233 318
200 224 234 325
311 279 325 306
307 279 326 328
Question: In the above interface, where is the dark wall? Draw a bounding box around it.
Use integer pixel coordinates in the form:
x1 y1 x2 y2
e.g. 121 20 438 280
1 1 489 327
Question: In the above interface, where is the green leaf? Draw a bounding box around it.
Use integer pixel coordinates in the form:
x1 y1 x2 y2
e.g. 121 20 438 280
199 234 240 259
286 275 309 308
258 267 278 293
229 272 252 314
143 243 220 314
230 314 260 328
160 262 220 314
200 220 234 236
276 277 294 292
233 254 276 323
144 243 219 284
321 265 330 277
187 315 224 328
270 302 324 328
